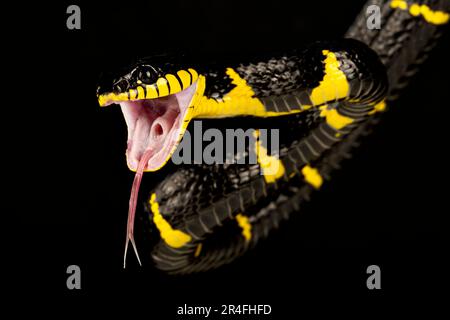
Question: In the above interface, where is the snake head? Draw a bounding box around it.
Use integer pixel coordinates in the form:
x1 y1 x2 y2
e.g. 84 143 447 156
97 57 201 172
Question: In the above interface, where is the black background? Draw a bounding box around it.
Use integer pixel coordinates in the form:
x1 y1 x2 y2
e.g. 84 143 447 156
11 0 449 315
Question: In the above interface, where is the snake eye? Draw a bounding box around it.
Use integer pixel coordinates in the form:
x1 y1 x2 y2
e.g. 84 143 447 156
133 65 159 84
113 79 129 93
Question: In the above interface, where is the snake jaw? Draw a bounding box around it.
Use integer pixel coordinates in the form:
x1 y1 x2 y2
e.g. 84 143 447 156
120 82 197 172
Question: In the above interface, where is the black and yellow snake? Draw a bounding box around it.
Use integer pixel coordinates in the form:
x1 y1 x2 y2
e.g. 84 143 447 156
96 0 449 274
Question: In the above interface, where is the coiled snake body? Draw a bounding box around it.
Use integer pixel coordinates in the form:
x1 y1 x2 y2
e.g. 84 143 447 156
97 0 449 274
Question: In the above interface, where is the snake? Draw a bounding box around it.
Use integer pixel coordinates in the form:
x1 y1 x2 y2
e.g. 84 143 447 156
96 0 449 274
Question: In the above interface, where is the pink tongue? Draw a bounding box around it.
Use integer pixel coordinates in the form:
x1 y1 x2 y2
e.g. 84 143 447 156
123 149 154 268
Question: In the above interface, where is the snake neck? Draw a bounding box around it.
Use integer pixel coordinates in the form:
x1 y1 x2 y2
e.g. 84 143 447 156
191 48 371 120
192 71 300 120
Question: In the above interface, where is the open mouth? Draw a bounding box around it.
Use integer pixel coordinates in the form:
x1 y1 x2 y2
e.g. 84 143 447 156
117 82 197 171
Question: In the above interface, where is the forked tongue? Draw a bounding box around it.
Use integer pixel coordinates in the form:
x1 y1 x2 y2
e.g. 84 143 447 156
123 149 153 268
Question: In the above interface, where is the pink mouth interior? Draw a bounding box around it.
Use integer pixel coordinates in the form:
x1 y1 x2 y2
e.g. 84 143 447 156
119 83 197 171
